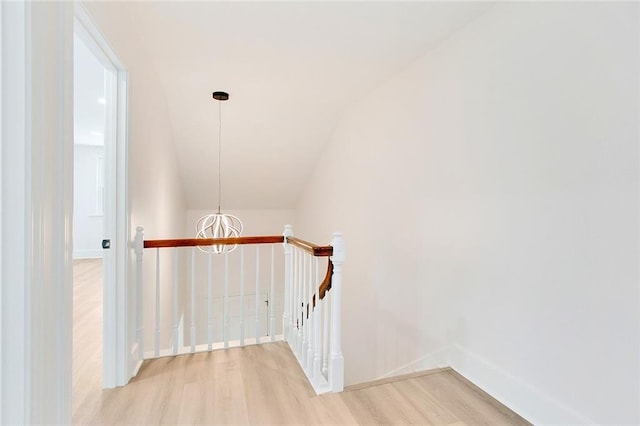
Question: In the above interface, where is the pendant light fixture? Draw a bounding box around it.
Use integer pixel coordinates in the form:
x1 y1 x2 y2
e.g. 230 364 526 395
196 91 243 253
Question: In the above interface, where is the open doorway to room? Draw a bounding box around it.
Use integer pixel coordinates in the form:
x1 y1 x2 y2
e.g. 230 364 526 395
71 31 111 421
72 7 129 420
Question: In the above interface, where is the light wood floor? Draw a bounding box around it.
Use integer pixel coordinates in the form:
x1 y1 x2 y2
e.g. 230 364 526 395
73 258 104 423
73 260 530 425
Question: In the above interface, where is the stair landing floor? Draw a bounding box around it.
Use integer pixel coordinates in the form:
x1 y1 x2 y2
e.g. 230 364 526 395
74 340 530 425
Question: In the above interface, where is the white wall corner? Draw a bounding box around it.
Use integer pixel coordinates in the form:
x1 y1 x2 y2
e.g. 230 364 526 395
448 344 595 425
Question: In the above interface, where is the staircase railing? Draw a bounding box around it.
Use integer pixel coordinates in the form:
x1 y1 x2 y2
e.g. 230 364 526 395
283 225 345 393
134 225 344 394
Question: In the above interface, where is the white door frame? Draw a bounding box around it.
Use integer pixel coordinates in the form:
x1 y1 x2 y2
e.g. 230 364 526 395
0 2 129 421
1 2 74 422
74 4 130 388
0 3 4 422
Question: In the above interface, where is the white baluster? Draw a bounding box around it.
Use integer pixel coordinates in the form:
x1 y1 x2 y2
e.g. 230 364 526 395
240 246 245 346
308 253 313 366
155 248 160 357
270 245 275 342
255 246 261 344
329 232 345 392
322 285 330 378
301 251 307 365
190 247 196 353
313 256 322 382
297 247 303 356
207 252 213 351
173 248 178 355
283 225 293 342
224 252 229 348
292 248 298 350
135 227 144 360
306 253 314 372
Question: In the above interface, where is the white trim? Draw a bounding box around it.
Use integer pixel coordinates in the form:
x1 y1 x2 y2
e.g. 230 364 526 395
0 2 4 421
2 2 74 423
637 4 640 423
375 344 594 424
101 53 118 389
73 4 123 71
0 3 29 422
448 344 593 425
130 344 142 378
73 2 130 388
375 347 449 380
30 3 75 421
145 335 285 361
115 67 130 386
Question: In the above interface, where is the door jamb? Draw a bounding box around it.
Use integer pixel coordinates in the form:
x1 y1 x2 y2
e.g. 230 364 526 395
73 3 130 388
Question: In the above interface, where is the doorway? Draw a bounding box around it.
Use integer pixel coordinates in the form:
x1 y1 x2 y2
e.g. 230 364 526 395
71 30 112 420
73 1 130 406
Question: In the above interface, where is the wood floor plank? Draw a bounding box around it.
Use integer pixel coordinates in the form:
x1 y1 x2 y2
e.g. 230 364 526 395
304 392 359 425
445 370 530 425
414 370 530 426
72 259 104 425
390 378 460 425
209 351 250 425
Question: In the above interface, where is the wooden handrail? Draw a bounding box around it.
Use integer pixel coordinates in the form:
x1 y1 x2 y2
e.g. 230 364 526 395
143 233 335 304
306 259 333 321
286 236 333 257
318 260 334 300
143 235 284 249
307 259 333 319
143 235 334 257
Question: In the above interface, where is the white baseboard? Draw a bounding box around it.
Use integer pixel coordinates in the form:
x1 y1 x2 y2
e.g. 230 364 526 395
376 346 450 380
448 344 594 425
131 360 142 378
376 344 593 425
73 249 103 259
130 343 142 380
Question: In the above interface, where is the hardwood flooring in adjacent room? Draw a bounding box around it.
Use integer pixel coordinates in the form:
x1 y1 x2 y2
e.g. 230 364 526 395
72 258 104 424
76 341 530 425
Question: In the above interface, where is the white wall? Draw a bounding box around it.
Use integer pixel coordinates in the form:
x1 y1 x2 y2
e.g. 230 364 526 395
73 144 105 258
73 31 106 259
296 2 639 424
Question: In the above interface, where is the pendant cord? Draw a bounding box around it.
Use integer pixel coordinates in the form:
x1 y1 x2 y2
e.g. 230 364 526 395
217 99 222 214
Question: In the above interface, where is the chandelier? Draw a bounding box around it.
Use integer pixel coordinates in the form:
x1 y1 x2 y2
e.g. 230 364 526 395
196 91 243 253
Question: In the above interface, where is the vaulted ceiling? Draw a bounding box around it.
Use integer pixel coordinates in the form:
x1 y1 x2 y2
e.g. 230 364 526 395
101 2 492 209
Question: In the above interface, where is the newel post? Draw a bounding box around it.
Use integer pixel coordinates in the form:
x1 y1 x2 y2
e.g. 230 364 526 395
283 224 293 342
329 232 345 392
135 226 144 360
